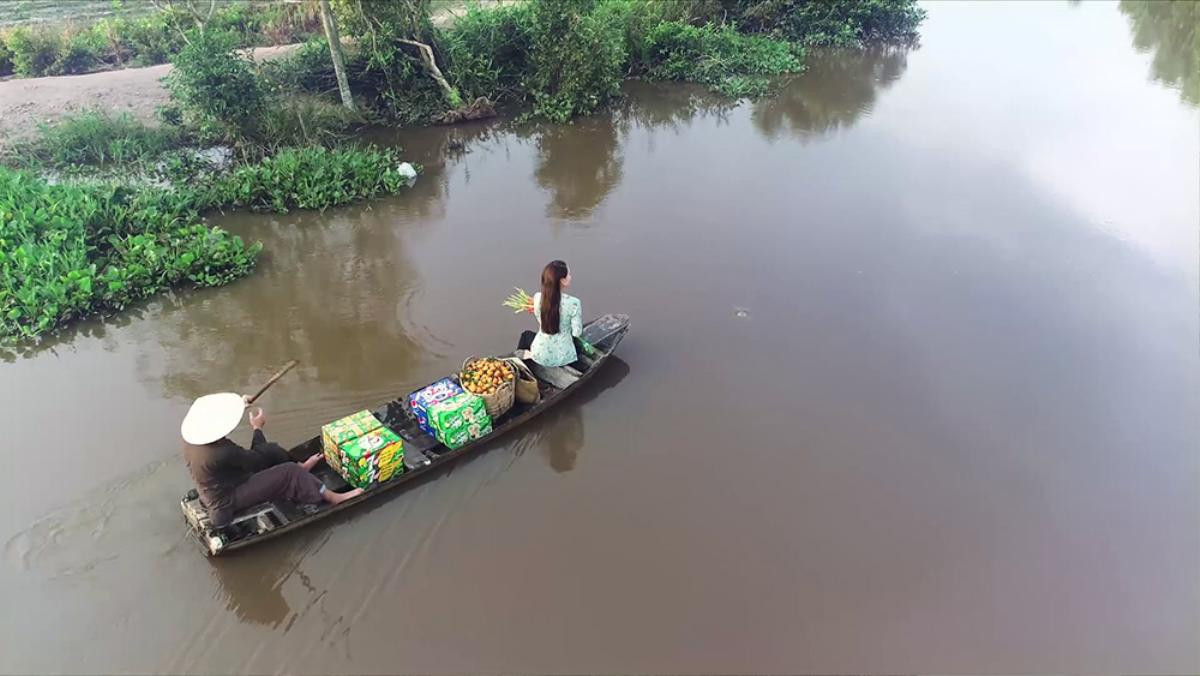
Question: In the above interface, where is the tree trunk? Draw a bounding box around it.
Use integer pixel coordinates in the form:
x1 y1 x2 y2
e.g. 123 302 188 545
319 0 355 111
397 38 463 109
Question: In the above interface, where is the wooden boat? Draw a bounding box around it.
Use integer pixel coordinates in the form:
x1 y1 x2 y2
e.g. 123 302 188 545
181 314 630 556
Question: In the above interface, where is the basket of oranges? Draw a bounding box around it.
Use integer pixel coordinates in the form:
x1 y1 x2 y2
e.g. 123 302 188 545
459 356 516 419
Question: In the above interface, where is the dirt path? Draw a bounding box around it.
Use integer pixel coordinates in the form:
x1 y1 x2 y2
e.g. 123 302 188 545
0 44 302 147
0 2 524 148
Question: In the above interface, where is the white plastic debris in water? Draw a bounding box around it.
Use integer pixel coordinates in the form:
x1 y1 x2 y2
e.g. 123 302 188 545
396 162 418 182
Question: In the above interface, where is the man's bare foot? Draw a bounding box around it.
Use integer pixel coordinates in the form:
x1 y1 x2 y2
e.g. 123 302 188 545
301 454 322 472
323 487 364 505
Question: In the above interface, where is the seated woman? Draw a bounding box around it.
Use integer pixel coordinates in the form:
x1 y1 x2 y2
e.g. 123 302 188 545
181 393 363 528
518 259 590 372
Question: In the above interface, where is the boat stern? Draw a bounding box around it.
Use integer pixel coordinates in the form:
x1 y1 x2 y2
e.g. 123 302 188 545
180 492 225 556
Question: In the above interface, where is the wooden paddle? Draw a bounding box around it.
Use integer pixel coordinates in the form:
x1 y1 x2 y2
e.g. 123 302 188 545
245 359 299 405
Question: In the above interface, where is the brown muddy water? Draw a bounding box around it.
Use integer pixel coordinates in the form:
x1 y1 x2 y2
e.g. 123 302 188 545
2 1 1198 673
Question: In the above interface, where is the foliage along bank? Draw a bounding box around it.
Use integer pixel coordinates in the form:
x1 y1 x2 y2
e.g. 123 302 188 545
267 0 925 124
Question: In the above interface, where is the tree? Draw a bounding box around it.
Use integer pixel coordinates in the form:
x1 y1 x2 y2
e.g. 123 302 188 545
318 0 355 110
525 0 626 121
1120 0 1199 104
334 0 463 109
149 0 218 44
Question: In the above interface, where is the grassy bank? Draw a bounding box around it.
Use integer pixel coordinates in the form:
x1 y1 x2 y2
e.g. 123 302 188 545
262 0 923 124
0 1 319 78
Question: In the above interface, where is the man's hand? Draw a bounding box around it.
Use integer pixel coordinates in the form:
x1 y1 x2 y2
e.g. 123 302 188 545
248 407 266 430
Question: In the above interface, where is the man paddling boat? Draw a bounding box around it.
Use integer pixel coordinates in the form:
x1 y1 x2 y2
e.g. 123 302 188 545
181 393 363 528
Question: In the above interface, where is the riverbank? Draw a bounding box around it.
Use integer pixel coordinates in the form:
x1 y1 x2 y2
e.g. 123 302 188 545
0 44 299 146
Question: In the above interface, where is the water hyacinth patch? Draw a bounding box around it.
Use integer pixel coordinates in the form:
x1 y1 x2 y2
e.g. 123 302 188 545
0 167 257 341
0 144 417 342
204 146 416 213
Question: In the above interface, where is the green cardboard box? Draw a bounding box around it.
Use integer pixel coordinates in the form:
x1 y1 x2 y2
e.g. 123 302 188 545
428 393 489 437
438 419 493 450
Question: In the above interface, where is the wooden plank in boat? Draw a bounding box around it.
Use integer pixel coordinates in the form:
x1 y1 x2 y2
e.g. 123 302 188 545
530 362 581 389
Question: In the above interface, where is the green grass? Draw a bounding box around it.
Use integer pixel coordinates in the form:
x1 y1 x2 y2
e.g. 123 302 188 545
0 2 321 78
16 111 186 169
632 20 804 98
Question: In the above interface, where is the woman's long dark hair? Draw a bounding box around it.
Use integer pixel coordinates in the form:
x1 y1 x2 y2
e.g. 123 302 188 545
539 260 569 335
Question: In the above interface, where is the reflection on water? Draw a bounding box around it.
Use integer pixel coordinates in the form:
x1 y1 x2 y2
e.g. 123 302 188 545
1120 0 1199 104
530 117 625 220
212 553 296 628
208 536 322 629
133 207 433 408
753 46 909 141
535 357 630 473
375 119 501 205
0 299 147 363
621 82 738 133
514 44 913 221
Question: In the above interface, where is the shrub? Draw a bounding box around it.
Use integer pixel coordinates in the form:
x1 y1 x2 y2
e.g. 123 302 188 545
261 38 379 107
107 14 187 67
669 0 926 46
258 2 323 45
5 27 63 76
166 30 266 143
262 38 341 93
20 111 185 168
441 2 536 103
0 33 14 76
330 0 467 116
634 21 803 96
596 0 674 58
527 0 627 122
378 60 451 124
255 95 365 151
3 23 109 76
53 25 105 75
156 103 184 127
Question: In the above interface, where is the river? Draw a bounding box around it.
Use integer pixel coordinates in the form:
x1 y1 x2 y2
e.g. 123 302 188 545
1 1 1197 672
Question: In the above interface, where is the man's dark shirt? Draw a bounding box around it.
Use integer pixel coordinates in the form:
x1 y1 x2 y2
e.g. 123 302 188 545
182 430 290 517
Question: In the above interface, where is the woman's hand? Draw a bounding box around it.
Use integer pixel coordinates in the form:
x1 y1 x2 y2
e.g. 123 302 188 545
248 407 267 430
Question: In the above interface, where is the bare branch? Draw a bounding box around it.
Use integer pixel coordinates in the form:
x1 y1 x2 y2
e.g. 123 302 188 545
397 38 461 107
149 0 195 45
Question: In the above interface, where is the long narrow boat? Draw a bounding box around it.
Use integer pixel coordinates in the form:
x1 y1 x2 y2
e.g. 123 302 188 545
181 314 630 556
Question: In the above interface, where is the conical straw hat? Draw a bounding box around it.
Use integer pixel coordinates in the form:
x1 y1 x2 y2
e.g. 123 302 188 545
181 392 246 445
